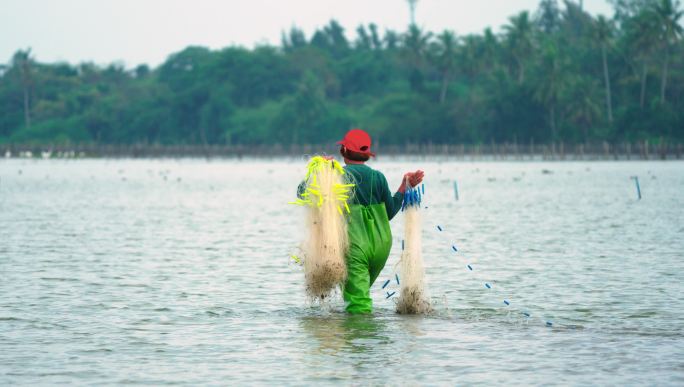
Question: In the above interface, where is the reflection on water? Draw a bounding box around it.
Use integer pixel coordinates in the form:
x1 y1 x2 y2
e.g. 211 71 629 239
301 313 391 355
1 159 683 385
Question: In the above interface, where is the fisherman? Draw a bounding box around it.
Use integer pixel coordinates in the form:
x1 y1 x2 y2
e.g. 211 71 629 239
332 129 423 313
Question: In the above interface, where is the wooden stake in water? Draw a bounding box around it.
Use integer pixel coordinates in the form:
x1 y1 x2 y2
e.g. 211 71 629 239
453 180 459 201
631 176 642 200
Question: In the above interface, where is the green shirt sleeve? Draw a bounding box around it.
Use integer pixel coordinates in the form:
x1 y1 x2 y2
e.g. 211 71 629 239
378 172 404 221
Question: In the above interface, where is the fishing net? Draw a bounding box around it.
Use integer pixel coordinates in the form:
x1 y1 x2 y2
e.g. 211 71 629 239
291 156 354 301
396 183 432 314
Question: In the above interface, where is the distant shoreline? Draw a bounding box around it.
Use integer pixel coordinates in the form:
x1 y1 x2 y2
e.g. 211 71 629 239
2 142 682 161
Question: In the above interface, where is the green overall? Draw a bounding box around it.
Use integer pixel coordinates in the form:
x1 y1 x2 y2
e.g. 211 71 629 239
342 164 403 314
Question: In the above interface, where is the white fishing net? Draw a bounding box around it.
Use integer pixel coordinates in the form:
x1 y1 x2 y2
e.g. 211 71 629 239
396 199 432 314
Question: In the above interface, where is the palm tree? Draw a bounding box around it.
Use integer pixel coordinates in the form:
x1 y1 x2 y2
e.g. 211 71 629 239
482 28 499 63
369 23 382 50
384 30 400 50
404 24 432 63
652 0 683 104
356 25 372 50
431 30 457 104
459 35 480 83
595 16 614 123
311 20 350 59
537 0 561 34
281 27 307 52
534 41 569 141
403 25 432 90
566 76 602 141
624 11 659 109
504 11 534 84
12 49 33 129
476 28 502 76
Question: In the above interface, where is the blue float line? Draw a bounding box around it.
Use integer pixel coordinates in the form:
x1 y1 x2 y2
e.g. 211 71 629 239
394 184 555 326
431 221 556 327
382 279 390 289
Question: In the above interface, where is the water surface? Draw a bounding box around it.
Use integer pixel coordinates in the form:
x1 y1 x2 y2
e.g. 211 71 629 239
1 159 683 385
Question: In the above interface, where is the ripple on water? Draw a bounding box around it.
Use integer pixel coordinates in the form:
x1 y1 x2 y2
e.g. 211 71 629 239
1 159 683 385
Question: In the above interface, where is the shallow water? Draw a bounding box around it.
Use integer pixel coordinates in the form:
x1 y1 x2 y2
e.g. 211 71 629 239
1 158 683 385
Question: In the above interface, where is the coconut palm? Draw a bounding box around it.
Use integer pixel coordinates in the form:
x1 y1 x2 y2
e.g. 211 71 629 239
356 25 372 51
311 20 350 59
431 30 457 104
12 49 33 129
403 25 432 90
623 11 659 108
652 0 683 103
537 0 561 34
565 76 603 141
595 16 614 123
369 24 382 50
561 0 593 38
384 30 400 50
281 27 307 52
481 28 501 73
534 41 570 141
504 11 534 84
404 25 432 63
459 35 480 83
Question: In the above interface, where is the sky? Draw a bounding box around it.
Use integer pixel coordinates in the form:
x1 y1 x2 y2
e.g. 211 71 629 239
0 0 615 68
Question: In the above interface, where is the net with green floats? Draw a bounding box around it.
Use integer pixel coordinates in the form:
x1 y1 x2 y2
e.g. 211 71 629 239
290 156 355 215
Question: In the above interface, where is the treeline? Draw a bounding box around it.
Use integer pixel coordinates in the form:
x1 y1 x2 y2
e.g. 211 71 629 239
0 0 682 146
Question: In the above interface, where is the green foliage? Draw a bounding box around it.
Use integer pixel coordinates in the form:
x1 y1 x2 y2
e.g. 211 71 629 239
1 1 683 146
10 115 88 144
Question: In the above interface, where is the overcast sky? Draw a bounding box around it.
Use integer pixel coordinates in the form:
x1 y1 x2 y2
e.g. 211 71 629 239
1 0 614 68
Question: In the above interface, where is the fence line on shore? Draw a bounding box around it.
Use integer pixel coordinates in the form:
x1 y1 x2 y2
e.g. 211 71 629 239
2 141 682 160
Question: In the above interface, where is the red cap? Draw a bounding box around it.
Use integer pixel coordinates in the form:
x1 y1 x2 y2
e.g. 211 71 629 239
336 129 375 157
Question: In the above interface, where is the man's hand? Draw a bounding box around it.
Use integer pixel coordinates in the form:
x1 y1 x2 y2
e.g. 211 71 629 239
398 170 425 193
404 170 424 187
